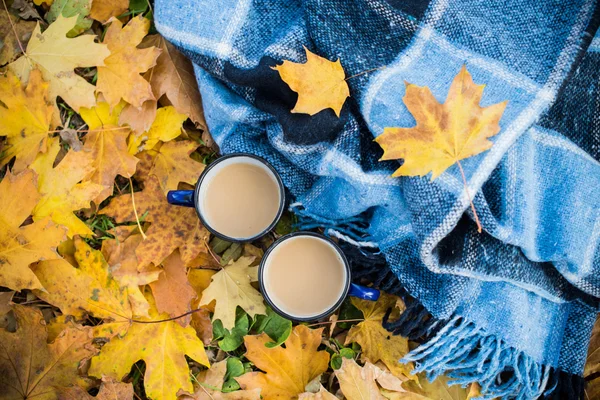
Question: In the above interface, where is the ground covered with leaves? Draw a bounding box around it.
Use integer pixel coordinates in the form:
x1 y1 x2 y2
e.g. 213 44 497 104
1 1 600 400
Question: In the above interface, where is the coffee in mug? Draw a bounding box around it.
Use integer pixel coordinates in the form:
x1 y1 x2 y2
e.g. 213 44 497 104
167 154 285 242
259 232 380 321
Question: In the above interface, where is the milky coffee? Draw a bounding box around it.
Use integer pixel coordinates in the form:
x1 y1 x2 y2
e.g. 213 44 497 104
201 161 280 239
263 235 347 318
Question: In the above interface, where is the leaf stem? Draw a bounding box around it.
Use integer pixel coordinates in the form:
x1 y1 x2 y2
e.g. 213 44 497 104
129 177 147 240
307 318 364 327
344 65 386 82
456 160 482 233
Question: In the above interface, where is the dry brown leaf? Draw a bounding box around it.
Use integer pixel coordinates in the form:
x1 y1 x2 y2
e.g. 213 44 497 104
188 268 216 344
0 169 64 291
179 360 261 399
0 305 97 399
141 34 206 128
101 226 161 318
119 98 158 134
100 175 210 267
345 293 414 380
89 0 128 22
375 65 507 180
585 316 600 377
149 250 196 326
0 70 54 172
0 11 36 65
272 46 349 117
96 15 160 108
59 377 134 399
336 358 387 400
236 325 330 399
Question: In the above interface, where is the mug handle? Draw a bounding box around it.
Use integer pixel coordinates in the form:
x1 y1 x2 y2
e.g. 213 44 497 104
348 283 380 301
167 190 195 207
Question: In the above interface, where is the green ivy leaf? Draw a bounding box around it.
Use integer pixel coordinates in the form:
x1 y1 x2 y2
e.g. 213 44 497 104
129 0 149 14
253 307 292 348
213 308 249 351
223 357 245 392
210 237 232 254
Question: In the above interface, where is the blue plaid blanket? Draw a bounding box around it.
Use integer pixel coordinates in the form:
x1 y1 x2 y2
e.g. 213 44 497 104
154 0 600 398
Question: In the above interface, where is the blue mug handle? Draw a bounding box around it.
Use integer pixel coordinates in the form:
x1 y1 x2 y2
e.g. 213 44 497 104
167 190 195 207
348 283 380 301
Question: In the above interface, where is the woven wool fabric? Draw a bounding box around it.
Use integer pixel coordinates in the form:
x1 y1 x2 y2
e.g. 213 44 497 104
155 0 600 398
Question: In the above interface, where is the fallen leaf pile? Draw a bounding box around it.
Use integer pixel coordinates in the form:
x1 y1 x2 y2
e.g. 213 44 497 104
0 2 508 399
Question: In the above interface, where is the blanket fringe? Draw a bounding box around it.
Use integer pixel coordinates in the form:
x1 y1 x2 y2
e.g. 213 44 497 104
403 316 553 400
290 203 378 248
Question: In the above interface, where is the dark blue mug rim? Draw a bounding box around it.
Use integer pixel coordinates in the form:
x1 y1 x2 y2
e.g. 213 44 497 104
258 231 353 322
192 153 286 243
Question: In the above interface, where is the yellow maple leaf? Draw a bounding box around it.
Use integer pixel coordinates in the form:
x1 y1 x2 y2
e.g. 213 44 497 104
299 386 339 400
272 46 350 117
80 100 138 203
180 360 262 400
188 268 216 345
89 0 129 22
375 65 507 180
32 237 133 330
96 15 160 109
127 105 188 154
0 305 97 399
89 293 210 400
101 226 161 318
0 169 64 291
199 256 266 330
383 374 474 400
8 15 110 123
237 325 330 399
335 358 387 400
0 70 54 172
146 140 205 194
100 175 210 267
345 293 415 380
31 137 105 237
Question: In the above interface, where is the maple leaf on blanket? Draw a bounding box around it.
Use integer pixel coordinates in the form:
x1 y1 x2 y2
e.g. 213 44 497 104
375 65 507 180
272 46 350 117
0 170 64 292
100 175 210 267
0 70 54 173
8 15 110 124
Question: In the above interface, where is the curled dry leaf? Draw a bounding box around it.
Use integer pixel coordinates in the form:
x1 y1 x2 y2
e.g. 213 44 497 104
149 250 197 327
101 226 161 318
8 15 110 123
375 65 507 180
199 256 266 330
89 294 210 400
237 325 330 399
96 15 161 109
0 70 54 172
0 169 64 291
0 305 97 399
345 293 415 380
179 360 261 400
100 175 210 267
31 138 105 237
272 46 350 117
